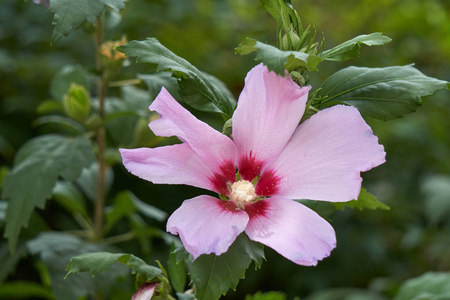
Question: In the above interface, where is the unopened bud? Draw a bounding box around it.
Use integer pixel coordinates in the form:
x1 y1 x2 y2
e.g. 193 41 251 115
63 83 91 123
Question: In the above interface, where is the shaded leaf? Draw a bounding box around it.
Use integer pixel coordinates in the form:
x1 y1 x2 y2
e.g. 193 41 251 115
421 175 450 225
0 242 28 284
138 72 180 100
49 0 127 43
245 291 287 300
105 190 167 232
321 33 391 61
50 65 89 101
2 135 95 252
394 272 450 300
52 181 90 222
117 38 236 116
236 38 321 75
76 162 114 202
0 281 55 300
191 234 265 300
317 65 449 120
27 232 128 300
333 188 390 211
66 251 162 280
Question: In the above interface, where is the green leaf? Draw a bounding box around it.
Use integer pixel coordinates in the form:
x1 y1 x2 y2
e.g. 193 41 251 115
245 291 287 300
0 281 55 300
28 232 128 300
421 175 450 225
105 86 151 146
34 115 86 135
394 272 450 300
76 162 114 202
66 251 162 280
138 72 180 100
321 33 392 61
190 234 265 300
2 135 95 253
260 0 301 40
117 38 236 116
0 242 28 284
105 190 167 232
50 65 89 101
167 246 187 293
317 65 449 120
333 188 390 211
52 181 90 223
49 0 127 44
236 38 322 75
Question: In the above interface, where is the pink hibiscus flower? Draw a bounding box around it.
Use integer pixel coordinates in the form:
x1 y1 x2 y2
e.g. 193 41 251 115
120 64 385 266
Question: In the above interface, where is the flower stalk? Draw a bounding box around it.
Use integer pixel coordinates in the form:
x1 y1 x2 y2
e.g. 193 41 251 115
94 14 107 240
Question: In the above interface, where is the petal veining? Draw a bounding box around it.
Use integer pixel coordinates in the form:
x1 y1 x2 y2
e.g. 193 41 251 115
167 195 249 259
232 64 310 165
245 197 336 266
149 87 237 176
268 105 386 202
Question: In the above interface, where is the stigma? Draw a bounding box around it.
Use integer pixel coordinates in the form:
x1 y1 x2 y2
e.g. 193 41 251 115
229 180 257 205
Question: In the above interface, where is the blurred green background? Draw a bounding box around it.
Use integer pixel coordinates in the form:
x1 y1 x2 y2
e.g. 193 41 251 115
1 0 449 299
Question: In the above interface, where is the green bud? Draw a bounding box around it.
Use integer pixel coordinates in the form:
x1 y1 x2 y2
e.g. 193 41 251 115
63 83 91 123
222 118 233 137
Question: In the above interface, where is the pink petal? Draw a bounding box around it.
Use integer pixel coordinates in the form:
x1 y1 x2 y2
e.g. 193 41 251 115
132 282 158 300
167 195 249 259
267 105 386 202
120 144 215 191
232 64 310 172
245 198 336 266
149 88 237 176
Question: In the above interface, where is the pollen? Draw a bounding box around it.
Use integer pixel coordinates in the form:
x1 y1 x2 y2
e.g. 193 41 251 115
230 180 257 204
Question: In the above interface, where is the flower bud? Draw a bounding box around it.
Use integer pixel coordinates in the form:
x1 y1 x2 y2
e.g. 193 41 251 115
63 83 91 123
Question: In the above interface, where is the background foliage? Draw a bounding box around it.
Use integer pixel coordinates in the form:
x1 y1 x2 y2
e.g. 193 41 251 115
0 0 449 299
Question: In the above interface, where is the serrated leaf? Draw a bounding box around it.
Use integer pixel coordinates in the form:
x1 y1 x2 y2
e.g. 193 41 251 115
2 135 95 252
191 234 265 300
49 0 127 43
394 272 450 300
66 252 162 280
236 38 321 75
321 33 392 61
333 188 389 211
317 65 449 120
28 232 128 300
117 38 236 116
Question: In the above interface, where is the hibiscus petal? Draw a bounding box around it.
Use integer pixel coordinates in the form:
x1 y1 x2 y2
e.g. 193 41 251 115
268 105 386 202
245 198 336 266
132 282 158 300
149 88 237 175
232 64 310 167
167 195 249 259
120 143 215 191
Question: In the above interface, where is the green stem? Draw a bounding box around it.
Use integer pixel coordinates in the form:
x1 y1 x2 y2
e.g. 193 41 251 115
94 14 107 241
